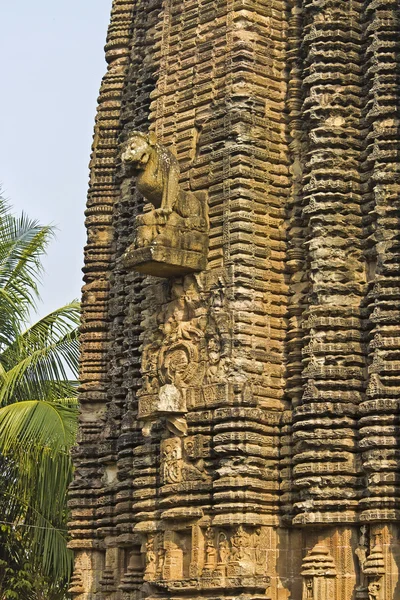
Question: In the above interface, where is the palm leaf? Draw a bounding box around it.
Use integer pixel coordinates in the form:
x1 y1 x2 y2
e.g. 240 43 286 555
0 194 80 592
1 488 74 582
0 400 78 454
0 302 80 405
0 209 53 316
0 400 78 579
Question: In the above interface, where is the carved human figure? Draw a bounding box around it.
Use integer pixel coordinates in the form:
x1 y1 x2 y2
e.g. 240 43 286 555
156 534 165 579
368 580 381 600
182 436 207 481
253 527 266 572
207 336 221 380
144 536 157 580
162 277 203 345
217 532 229 565
231 525 249 562
305 577 313 599
204 527 217 571
355 525 368 592
356 527 368 568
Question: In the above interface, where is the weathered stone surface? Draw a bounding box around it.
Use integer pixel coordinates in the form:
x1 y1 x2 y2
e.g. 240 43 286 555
70 0 400 599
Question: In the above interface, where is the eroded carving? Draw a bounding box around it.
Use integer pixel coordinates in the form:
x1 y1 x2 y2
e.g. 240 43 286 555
122 131 208 277
217 532 229 572
204 527 217 573
355 526 369 598
363 537 385 600
144 536 157 581
161 435 208 485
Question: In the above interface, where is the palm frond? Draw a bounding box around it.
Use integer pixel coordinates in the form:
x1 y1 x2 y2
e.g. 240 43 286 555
0 211 54 317
0 487 75 581
0 400 78 579
0 400 78 456
0 303 80 405
0 194 80 592
0 335 79 405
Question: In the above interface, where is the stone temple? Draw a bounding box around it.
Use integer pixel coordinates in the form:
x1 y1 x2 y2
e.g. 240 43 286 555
69 1 400 599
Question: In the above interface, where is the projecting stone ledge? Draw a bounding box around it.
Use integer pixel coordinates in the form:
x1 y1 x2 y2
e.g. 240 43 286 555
123 242 208 277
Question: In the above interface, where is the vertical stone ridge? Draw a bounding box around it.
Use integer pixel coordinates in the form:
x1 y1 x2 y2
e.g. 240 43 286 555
70 0 135 536
103 0 164 596
123 0 291 596
69 1 160 598
359 0 400 522
146 0 290 517
292 0 366 524
283 0 307 522
210 0 289 526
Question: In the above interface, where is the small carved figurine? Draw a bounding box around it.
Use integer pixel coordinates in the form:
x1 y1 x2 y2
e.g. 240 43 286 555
144 536 157 580
217 532 229 565
368 580 381 600
156 534 165 579
204 527 217 571
305 578 313 599
231 525 250 562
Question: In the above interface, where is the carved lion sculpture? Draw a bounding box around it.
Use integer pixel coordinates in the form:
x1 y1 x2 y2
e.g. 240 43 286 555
122 131 208 249
122 130 180 213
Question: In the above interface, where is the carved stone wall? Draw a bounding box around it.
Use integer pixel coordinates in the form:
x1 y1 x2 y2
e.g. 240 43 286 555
70 1 400 599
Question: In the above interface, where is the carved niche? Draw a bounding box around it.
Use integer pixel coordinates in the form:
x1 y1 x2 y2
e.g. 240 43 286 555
199 525 269 581
160 435 209 485
362 538 385 600
227 525 267 578
142 533 166 583
301 544 337 600
121 131 208 277
162 530 192 581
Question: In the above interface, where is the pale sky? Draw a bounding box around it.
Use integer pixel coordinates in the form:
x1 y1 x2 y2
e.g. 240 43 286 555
0 0 112 318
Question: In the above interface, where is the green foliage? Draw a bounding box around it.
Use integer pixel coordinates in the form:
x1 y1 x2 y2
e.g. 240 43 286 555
0 196 80 599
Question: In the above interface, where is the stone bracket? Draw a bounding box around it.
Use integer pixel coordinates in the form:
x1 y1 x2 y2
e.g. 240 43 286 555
123 242 208 277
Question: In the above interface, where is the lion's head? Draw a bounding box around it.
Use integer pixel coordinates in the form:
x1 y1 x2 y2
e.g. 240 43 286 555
121 131 157 169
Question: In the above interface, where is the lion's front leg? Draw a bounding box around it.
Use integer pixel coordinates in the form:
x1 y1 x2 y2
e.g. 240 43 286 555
135 224 157 248
135 209 172 247
135 212 157 247
161 166 180 214
153 207 172 222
